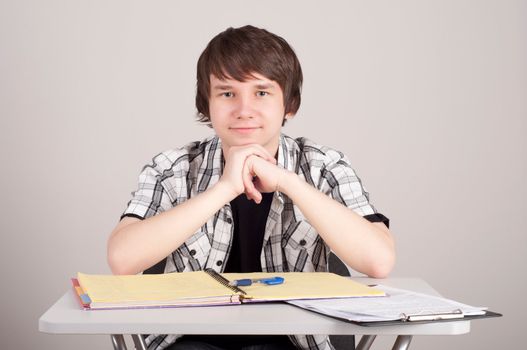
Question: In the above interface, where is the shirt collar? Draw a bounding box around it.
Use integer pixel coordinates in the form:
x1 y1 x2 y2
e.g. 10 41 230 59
277 133 296 172
195 135 224 194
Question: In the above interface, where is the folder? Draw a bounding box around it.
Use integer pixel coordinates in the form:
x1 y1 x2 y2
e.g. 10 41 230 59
73 269 386 310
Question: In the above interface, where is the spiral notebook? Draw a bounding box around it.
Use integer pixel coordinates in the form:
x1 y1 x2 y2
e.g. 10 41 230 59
73 269 385 310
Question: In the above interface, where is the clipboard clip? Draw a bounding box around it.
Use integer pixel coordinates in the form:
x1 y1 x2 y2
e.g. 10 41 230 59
401 309 464 322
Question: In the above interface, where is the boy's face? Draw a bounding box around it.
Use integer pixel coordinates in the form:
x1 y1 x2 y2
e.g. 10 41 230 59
209 73 290 156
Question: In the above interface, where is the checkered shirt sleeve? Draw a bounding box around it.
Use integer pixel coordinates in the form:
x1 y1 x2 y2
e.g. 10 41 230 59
122 150 187 220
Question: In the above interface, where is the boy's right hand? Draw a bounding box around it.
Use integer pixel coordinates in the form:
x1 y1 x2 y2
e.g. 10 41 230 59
218 144 276 201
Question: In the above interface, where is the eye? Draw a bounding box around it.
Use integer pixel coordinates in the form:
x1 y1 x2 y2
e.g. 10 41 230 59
256 91 269 97
221 92 234 98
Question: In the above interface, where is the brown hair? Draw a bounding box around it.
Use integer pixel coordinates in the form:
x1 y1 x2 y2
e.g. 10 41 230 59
196 25 303 125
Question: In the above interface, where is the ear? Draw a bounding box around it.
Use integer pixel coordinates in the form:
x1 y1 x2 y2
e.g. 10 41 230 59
284 112 295 120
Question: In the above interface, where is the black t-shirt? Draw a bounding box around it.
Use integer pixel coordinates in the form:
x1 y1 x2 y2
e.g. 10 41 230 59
224 192 274 273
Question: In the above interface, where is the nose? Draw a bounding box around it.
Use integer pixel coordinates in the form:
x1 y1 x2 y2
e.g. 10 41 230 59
234 94 254 119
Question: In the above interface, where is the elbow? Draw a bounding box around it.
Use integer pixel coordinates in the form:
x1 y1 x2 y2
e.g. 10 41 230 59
108 256 126 275
367 248 396 279
107 239 133 275
107 218 145 275
367 260 394 279
367 226 396 278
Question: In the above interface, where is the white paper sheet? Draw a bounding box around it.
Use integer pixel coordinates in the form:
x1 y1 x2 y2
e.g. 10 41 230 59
287 285 487 322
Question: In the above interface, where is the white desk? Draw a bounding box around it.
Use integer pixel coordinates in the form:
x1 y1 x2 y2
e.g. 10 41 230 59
39 278 471 350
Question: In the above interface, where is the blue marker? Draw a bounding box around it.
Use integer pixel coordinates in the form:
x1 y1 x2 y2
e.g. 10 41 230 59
229 277 284 286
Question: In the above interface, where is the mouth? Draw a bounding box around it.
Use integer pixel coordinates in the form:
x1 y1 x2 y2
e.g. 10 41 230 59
229 126 261 133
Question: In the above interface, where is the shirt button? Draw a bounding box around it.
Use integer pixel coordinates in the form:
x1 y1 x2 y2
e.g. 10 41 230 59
189 249 196 256
226 218 232 224
299 239 307 246
216 260 223 266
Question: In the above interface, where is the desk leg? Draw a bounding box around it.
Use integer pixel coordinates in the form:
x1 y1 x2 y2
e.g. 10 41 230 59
356 335 376 350
111 334 127 350
132 334 148 350
391 335 412 350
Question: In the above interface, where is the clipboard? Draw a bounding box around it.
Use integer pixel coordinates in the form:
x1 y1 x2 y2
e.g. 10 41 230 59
306 309 503 326
286 284 502 326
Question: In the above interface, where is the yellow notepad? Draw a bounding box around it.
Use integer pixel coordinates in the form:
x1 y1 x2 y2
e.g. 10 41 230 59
75 270 385 310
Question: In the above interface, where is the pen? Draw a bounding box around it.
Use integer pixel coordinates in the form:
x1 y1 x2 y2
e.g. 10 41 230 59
229 277 284 287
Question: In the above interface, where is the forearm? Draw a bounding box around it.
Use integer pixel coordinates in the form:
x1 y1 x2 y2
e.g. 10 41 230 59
107 182 235 275
279 171 395 278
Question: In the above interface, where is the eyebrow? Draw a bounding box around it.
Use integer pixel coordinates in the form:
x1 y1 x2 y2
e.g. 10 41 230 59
255 83 275 90
211 84 233 91
211 82 277 91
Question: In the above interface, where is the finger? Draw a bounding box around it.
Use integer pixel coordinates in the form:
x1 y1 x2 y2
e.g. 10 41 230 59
249 144 277 164
252 177 265 193
231 144 276 164
241 163 254 195
252 190 262 204
248 180 262 203
245 183 262 203
242 158 261 203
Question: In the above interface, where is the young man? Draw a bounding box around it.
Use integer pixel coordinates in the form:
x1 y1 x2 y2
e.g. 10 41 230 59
108 25 395 350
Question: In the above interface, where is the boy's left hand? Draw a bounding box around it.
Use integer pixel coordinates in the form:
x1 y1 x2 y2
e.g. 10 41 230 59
243 154 287 204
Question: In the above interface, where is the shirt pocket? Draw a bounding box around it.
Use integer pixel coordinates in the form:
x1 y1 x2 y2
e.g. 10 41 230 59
281 220 320 271
171 230 212 272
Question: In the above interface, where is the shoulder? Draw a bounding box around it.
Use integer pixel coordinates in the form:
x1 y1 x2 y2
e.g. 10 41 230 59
144 136 219 176
282 134 350 168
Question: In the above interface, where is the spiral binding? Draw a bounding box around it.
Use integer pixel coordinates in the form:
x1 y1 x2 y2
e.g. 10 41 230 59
205 268 247 295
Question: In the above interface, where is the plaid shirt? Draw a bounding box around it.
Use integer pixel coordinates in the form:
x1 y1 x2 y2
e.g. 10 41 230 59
123 134 379 350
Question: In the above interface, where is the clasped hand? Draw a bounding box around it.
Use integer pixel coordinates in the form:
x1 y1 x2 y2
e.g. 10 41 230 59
219 144 285 204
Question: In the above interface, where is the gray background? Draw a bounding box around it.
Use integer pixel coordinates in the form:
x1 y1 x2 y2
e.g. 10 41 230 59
1 0 525 349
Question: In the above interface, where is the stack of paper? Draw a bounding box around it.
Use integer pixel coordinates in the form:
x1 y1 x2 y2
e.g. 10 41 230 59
287 285 487 323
